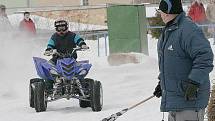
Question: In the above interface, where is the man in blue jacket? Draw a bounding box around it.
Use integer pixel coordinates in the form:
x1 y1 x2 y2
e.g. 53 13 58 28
153 0 214 121
44 20 89 64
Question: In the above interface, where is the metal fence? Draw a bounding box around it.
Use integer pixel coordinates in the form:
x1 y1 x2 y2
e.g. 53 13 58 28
81 31 108 57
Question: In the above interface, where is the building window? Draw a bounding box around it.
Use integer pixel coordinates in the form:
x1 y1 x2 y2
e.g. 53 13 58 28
81 0 89 6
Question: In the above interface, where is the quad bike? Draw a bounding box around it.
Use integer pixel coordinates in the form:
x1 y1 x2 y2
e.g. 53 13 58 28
29 47 103 112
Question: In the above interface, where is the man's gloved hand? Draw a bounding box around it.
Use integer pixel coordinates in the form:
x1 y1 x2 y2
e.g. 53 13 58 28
184 80 199 101
44 48 53 56
153 81 162 98
81 44 89 49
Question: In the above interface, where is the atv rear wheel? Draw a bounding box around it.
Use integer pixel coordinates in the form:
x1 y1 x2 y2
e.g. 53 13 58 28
89 80 103 112
29 78 44 108
33 81 47 112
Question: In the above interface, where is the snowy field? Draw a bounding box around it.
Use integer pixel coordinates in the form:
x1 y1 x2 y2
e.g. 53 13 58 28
0 32 214 121
0 33 160 121
0 5 215 120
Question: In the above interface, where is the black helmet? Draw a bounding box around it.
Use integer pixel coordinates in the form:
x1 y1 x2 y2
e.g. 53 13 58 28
54 20 68 32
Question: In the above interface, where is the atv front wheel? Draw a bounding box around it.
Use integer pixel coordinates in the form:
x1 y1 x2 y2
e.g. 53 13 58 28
29 78 44 108
89 80 103 112
33 81 47 112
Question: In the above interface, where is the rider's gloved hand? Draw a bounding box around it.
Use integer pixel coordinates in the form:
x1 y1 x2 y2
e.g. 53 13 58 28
44 48 53 56
81 45 89 49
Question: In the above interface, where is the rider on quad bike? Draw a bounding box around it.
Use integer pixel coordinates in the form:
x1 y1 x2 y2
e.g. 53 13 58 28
44 19 89 91
29 20 103 113
44 19 89 64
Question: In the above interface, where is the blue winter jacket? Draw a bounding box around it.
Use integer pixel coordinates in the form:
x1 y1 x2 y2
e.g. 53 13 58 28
157 12 214 112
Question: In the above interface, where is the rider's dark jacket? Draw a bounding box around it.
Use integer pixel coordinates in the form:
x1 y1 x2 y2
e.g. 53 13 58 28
46 31 86 59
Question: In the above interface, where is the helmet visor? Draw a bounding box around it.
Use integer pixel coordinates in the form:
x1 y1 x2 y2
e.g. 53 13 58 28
56 26 67 32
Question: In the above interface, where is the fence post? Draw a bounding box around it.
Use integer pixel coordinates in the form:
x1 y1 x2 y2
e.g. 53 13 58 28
104 33 108 56
97 35 100 57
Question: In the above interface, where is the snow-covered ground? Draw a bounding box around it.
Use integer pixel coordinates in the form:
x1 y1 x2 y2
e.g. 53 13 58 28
0 31 214 121
0 32 160 121
0 5 215 120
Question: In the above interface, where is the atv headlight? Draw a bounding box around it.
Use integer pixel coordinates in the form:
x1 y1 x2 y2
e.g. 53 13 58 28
50 69 58 75
79 69 87 76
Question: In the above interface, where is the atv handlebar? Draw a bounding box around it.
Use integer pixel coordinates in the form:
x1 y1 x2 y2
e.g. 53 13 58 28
44 47 89 57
